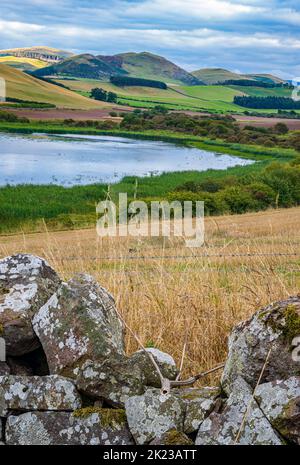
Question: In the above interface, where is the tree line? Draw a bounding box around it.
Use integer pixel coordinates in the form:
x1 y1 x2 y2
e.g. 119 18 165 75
221 79 291 88
110 75 167 89
234 95 300 110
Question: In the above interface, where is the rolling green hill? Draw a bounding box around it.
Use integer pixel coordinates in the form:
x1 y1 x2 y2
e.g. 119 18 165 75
192 68 251 85
192 68 285 86
100 52 202 85
245 73 286 85
0 64 111 109
33 54 128 79
36 51 201 85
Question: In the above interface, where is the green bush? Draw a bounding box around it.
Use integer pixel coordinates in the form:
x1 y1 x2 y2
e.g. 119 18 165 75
245 182 276 209
216 186 259 214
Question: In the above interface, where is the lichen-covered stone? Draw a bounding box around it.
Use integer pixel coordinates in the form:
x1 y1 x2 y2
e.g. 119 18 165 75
125 388 186 444
222 296 300 394
0 254 61 357
0 375 81 416
130 348 178 387
179 386 221 434
32 274 125 376
150 429 194 445
254 377 300 444
196 377 283 445
6 410 134 445
76 356 145 407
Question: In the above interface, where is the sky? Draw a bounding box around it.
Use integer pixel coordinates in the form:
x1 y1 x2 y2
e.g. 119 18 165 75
0 0 299 78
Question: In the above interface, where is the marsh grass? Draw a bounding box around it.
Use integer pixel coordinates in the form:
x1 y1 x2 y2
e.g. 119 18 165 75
0 125 297 234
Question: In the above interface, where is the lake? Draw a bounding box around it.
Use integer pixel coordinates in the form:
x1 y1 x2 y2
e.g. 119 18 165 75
0 133 253 186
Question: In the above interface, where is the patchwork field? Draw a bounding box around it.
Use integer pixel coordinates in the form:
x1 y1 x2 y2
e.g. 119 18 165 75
54 78 297 114
55 78 246 112
1 207 299 383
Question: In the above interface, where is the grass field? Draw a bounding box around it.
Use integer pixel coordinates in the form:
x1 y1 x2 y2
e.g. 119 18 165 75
0 65 112 109
229 85 293 98
55 78 245 112
1 207 299 383
55 78 294 114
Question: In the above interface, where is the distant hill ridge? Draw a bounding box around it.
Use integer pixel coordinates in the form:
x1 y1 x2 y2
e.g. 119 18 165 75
192 67 286 85
0 46 73 63
33 54 129 80
32 51 203 85
0 46 285 86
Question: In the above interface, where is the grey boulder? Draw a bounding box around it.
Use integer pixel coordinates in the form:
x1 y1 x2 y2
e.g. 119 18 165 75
125 388 185 444
255 376 300 445
32 274 125 377
130 348 178 387
222 296 300 394
0 254 61 356
196 377 283 445
76 356 146 407
179 386 221 434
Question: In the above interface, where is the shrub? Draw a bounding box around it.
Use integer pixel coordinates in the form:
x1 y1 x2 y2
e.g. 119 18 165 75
245 182 276 209
273 123 289 135
217 186 259 214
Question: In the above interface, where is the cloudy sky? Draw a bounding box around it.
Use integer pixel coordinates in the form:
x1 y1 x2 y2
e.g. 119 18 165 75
0 0 299 78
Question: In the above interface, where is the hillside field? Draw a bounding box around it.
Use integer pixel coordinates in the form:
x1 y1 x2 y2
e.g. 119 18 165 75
0 56 46 70
0 64 112 109
1 206 299 382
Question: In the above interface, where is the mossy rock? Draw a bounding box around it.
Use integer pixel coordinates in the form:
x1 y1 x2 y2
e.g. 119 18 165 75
73 407 127 429
222 296 300 394
150 429 194 445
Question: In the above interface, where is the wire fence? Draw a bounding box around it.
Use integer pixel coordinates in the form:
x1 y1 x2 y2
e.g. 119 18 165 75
57 251 300 261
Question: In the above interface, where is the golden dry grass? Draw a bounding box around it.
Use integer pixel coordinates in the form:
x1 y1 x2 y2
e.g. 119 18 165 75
1 207 299 384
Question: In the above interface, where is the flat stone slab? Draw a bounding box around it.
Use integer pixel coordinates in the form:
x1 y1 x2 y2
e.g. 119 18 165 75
5 409 134 445
0 375 82 415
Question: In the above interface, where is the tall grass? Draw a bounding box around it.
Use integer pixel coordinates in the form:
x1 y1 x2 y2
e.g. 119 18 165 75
1 207 299 385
